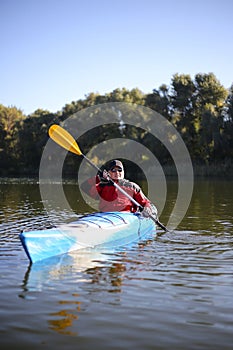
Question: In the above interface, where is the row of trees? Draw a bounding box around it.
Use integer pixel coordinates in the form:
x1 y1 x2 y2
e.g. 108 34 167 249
1 72 233 177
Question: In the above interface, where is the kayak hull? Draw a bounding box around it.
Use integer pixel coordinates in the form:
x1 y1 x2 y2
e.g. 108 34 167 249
19 212 156 263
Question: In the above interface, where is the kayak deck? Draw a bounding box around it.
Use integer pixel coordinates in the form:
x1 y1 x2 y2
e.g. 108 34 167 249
19 211 156 263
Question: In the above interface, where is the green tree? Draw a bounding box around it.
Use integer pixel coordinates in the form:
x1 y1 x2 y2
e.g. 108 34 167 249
145 84 171 120
1 74 232 177
106 87 145 104
0 105 26 174
15 109 58 174
169 74 198 157
193 73 228 161
168 73 228 162
222 85 233 158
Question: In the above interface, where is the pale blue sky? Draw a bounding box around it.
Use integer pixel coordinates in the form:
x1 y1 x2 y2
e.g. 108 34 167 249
1 0 233 115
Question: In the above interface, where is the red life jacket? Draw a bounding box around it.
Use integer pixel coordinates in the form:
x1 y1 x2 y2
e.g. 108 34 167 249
81 176 151 212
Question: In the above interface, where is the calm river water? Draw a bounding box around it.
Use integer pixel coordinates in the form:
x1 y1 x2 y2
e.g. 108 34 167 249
0 178 233 350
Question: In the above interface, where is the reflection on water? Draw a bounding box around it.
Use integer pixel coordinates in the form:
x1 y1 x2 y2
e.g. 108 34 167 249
46 261 127 336
20 250 110 293
20 247 129 336
48 298 81 336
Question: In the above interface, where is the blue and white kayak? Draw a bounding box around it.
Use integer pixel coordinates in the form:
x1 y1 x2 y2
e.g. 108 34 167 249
19 211 156 264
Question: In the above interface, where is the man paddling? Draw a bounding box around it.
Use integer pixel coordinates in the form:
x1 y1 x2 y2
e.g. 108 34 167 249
81 159 158 220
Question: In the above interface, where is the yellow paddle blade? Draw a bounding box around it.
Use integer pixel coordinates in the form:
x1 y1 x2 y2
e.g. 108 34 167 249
48 124 82 156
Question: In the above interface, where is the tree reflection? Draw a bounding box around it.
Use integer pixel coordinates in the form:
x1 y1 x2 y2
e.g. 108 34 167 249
48 298 81 336
87 262 127 293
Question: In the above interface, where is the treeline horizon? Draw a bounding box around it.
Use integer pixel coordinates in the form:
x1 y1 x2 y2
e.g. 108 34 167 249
0 72 233 178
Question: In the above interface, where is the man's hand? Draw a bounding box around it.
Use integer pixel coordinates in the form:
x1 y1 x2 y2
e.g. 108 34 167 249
98 169 111 182
102 169 111 181
142 204 158 220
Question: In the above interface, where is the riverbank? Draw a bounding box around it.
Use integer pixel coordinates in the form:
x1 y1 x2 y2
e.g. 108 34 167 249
161 160 233 178
193 161 233 178
1 160 233 181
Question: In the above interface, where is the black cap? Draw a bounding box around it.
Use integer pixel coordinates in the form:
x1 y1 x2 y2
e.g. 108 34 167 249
109 160 123 170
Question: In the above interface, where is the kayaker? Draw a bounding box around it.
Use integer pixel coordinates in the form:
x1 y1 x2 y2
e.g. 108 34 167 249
81 159 158 220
